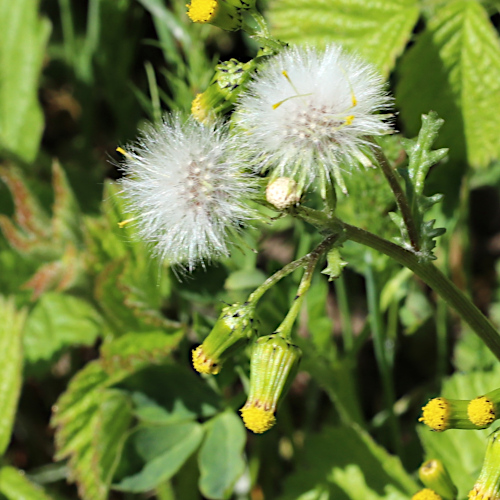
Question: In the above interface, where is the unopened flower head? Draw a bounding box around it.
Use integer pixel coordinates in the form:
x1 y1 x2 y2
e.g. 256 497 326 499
240 334 301 433
119 116 256 271
236 45 392 194
419 459 457 500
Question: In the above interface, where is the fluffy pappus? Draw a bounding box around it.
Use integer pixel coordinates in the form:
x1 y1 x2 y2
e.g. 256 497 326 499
236 44 393 194
118 116 256 271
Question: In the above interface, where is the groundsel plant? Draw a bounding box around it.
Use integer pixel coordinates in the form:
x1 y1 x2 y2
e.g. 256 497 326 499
118 1 500 472
236 44 392 195
118 115 256 271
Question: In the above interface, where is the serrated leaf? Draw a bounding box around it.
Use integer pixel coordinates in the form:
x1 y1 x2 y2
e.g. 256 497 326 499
397 0 500 168
267 0 419 76
0 466 52 500
23 292 103 365
0 297 25 455
51 326 183 500
418 365 500 498
113 421 204 492
198 410 246 500
100 330 183 374
0 0 51 162
277 424 416 500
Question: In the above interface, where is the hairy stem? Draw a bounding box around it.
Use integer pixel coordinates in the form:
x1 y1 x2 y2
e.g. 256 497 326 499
247 234 340 305
372 144 420 251
293 206 500 361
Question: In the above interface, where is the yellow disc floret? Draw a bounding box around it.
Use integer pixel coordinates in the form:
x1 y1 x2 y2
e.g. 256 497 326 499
412 488 442 500
468 396 496 427
191 93 209 123
186 0 218 23
240 406 276 434
192 345 220 375
419 398 450 431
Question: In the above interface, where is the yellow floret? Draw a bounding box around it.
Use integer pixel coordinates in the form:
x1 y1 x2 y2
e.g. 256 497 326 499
240 406 276 434
419 397 450 431
412 488 442 500
191 94 209 123
468 396 496 427
186 0 218 23
192 345 220 375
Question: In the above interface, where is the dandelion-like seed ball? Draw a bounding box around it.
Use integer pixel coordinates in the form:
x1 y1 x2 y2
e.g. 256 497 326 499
118 116 255 271
236 45 392 194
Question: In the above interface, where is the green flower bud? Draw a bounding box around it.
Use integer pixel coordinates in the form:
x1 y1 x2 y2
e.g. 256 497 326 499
186 0 243 31
419 459 457 500
240 334 301 434
469 430 500 499
192 302 255 375
192 58 257 123
419 397 479 431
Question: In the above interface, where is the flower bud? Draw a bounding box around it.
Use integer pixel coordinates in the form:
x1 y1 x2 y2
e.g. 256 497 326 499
469 430 500 499
192 302 255 375
240 334 301 433
419 397 479 431
418 459 457 500
186 0 243 31
412 489 442 500
266 177 301 210
192 58 257 123
468 388 500 428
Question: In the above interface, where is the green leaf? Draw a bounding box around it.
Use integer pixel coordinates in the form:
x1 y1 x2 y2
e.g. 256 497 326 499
278 424 417 500
267 0 419 76
23 292 103 365
0 466 52 500
198 410 246 500
321 247 348 282
100 330 184 374
125 365 221 424
0 297 25 456
418 364 500 498
52 333 183 500
397 112 448 260
397 0 500 169
0 0 51 162
113 421 204 492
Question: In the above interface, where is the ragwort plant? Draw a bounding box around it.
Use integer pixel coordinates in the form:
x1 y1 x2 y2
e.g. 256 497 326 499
2 0 500 499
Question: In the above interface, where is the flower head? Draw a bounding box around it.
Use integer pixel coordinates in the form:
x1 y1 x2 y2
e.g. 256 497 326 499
419 397 478 431
412 489 442 500
419 459 457 500
119 116 255 270
192 302 255 375
469 430 500 500
186 0 243 31
240 334 301 433
236 45 392 194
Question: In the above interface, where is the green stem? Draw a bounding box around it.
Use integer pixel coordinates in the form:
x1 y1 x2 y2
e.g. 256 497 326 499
293 207 500 362
372 144 420 251
275 254 318 339
334 274 354 352
436 297 447 380
247 234 339 305
365 255 402 457
343 221 500 361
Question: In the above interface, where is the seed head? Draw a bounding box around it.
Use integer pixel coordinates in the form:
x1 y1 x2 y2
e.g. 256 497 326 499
236 45 392 194
119 116 256 271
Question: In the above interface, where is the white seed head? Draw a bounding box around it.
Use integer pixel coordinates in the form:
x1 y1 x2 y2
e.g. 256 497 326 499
266 177 300 210
236 45 393 193
118 115 256 271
